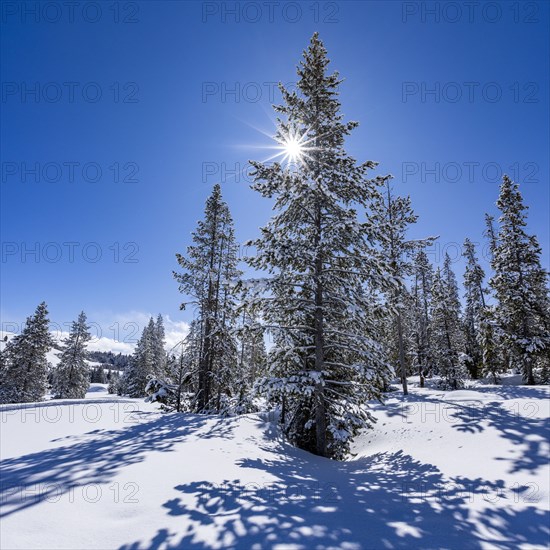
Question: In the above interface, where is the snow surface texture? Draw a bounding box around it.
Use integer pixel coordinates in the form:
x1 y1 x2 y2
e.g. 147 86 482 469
1 381 549 549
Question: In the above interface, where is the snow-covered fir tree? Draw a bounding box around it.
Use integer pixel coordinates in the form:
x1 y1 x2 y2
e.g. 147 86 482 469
174 184 241 412
0 346 8 395
52 311 92 399
234 309 268 412
118 314 167 397
152 314 167 377
165 345 194 412
480 214 509 383
147 319 203 409
462 236 504 383
479 307 504 384
462 238 488 379
0 302 53 403
145 352 191 412
0 348 5 381
90 366 107 383
107 370 120 394
409 250 435 387
489 176 550 384
372 176 435 394
244 33 394 459
431 256 467 389
119 318 156 397
173 319 203 408
146 320 210 412
484 213 498 256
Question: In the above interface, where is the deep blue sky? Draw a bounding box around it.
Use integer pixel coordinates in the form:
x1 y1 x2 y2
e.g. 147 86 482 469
1 1 549 345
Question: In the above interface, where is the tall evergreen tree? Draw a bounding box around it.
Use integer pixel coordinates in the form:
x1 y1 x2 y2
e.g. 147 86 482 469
484 213 498 257
0 302 53 403
119 318 156 397
431 257 466 389
462 239 487 379
52 311 92 399
146 335 194 413
174 184 241 412
152 314 167 376
107 370 120 394
244 33 394 459
489 176 550 384
410 250 434 388
0 348 5 386
235 309 268 412
372 176 435 394
478 307 504 384
410 250 435 387
481 213 510 383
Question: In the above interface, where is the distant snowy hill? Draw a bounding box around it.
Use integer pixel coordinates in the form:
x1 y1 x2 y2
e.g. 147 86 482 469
0 330 130 371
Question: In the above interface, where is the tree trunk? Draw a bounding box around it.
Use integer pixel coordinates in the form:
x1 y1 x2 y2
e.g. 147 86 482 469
514 228 534 386
421 269 432 380
176 351 184 412
313 205 327 457
197 315 211 411
397 311 408 394
525 357 535 385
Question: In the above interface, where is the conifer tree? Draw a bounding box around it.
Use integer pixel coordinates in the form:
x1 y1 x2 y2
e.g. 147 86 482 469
146 352 191 412
107 370 120 394
0 348 5 382
235 309 268 412
462 239 487 378
52 311 92 399
0 302 53 403
174 184 241 411
485 213 498 257
146 321 205 412
153 314 167 376
431 257 466 389
481 214 509 383
479 307 504 384
372 176 435 394
119 318 156 397
0 346 8 394
245 33 394 459
410 250 435 387
166 337 195 412
489 176 550 384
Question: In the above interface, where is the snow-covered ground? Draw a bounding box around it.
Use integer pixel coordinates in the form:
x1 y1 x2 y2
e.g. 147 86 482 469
1 381 548 549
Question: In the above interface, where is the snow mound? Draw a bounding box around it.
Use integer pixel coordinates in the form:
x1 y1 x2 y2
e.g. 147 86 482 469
442 389 504 402
499 373 524 386
85 383 109 394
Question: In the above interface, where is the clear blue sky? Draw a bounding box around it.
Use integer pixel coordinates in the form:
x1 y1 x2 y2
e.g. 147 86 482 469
1 1 549 343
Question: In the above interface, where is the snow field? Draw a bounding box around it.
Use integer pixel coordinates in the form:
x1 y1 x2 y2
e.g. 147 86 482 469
1 382 549 549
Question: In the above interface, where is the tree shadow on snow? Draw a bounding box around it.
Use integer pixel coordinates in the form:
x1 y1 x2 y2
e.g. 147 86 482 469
119 421 550 550
375 390 549 475
0 413 237 518
470 384 549 401
444 400 549 475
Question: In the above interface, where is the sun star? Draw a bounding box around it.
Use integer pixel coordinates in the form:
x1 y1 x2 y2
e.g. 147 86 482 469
275 126 316 167
241 121 319 170
283 134 304 162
